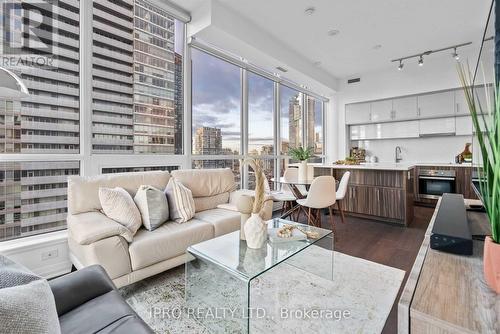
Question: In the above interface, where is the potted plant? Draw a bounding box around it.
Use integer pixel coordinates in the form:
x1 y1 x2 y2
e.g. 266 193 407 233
289 146 314 180
458 65 500 293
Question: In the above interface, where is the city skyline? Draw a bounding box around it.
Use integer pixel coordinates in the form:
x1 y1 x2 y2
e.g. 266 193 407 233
192 51 322 155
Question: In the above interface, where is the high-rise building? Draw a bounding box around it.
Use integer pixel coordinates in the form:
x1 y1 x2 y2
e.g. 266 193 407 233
0 0 80 154
288 94 302 149
0 0 81 241
194 126 222 155
91 0 134 153
306 97 316 150
0 161 79 241
133 0 176 154
174 52 183 154
91 0 179 154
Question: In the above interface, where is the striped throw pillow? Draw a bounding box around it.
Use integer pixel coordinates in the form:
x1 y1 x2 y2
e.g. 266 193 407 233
165 178 195 223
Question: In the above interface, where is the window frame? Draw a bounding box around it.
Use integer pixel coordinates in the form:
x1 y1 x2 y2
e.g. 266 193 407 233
0 1 327 243
0 0 191 243
188 45 327 189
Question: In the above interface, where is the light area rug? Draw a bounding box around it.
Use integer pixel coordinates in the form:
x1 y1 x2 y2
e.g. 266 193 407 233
119 246 405 334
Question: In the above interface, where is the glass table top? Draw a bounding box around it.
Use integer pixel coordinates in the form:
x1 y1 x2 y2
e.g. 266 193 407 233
187 218 332 281
270 176 316 186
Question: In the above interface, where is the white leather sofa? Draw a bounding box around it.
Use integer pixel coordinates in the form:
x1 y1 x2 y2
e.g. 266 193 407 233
66 168 272 288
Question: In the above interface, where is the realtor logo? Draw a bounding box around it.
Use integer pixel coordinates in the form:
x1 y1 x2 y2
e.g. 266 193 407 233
2 1 54 54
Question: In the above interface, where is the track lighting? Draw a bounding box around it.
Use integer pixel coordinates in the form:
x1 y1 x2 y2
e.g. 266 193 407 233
391 41 470 70
398 60 404 71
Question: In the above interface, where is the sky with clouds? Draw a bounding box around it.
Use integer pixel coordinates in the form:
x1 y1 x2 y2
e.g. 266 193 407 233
191 49 321 154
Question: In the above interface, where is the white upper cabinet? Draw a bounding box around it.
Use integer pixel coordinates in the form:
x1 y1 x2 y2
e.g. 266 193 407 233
345 102 371 124
473 85 494 114
377 121 419 139
455 116 473 136
417 91 455 118
455 88 469 116
350 124 377 140
419 117 456 136
392 96 418 120
370 100 393 122
456 86 493 116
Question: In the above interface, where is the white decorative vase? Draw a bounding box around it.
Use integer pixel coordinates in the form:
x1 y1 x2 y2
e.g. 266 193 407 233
244 213 267 249
298 160 308 180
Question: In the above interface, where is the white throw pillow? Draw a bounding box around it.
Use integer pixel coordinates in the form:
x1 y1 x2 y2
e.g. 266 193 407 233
164 178 195 223
98 187 142 236
134 185 169 231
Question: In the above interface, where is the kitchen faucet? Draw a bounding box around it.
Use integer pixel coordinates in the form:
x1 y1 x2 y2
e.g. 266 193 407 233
395 146 402 163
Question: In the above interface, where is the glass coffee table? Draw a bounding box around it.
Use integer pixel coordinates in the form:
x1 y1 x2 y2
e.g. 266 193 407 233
185 218 333 333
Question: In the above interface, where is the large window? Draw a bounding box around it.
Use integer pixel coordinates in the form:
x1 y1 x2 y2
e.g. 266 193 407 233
190 48 325 189
0 0 186 242
248 72 274 155
191 49 242 155
91 0 185 154
0 0 81 241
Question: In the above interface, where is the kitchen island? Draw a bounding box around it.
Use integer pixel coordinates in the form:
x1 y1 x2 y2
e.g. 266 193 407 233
314 163 415 226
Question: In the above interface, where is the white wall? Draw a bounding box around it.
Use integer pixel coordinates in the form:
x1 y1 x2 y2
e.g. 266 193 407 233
327 46 491 163
351 136 472 163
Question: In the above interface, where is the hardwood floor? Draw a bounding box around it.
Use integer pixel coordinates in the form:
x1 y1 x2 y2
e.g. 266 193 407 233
287 205 435 334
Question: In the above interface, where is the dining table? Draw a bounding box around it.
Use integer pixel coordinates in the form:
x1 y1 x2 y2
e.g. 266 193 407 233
270 176 337 220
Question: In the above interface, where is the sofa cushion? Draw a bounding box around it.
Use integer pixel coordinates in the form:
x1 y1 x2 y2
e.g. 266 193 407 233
99 187 142 237
68 212 133 244
58 290 152 334
128 219 214 271
68 171 170 215
134 185 169 231
165 178 195 223
195 208 241 237
68 236 132 280
194 192 230 212
0 255 61 334
216 203 238 212
171 168 236 197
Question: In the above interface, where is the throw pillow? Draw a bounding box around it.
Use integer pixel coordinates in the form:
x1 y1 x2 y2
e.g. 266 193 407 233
164 178 195 223
99 187 142 236
0 255 61 334
134 185 169 231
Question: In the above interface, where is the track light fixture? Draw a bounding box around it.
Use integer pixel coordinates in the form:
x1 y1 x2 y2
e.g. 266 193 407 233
391 42 471 70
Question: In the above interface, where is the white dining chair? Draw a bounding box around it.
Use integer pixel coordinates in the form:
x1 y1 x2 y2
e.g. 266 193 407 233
335 171 350 224
269 169 297 217
283 167 308 197
296 176 336 230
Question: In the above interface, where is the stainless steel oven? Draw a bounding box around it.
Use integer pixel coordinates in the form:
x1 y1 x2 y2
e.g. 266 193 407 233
418 169 456 199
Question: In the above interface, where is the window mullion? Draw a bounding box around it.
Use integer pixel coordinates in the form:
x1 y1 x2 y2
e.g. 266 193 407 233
241 68 248 188
80 0 93 177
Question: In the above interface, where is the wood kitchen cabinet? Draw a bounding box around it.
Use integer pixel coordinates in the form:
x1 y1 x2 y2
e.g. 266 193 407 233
417 91 455 118
314 166 414 226
414 165 478 205
345 102 371 124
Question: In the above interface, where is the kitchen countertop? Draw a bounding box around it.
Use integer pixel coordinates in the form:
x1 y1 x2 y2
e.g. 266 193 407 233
314 162 474 171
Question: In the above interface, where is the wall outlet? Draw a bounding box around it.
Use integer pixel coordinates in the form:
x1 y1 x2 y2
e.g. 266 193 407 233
41 249 58 261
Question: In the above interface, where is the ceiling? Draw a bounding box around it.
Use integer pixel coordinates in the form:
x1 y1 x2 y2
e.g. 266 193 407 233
171 0 492 79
